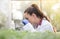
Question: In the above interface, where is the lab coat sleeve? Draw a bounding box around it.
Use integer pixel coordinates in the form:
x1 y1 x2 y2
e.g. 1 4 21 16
23 23 36 32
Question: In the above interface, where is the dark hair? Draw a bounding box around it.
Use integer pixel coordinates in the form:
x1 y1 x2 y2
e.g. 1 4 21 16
24 4 50 22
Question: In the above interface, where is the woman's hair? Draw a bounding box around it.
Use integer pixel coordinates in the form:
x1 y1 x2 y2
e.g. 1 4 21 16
24 4 50 22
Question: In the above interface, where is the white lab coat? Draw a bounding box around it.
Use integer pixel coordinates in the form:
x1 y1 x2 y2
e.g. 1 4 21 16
23 19 54 32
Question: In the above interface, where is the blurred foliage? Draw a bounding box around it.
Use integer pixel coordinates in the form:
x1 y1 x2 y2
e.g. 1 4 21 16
51 13 60 32
42 0 60 32
0 11 7 29
0 29 58 39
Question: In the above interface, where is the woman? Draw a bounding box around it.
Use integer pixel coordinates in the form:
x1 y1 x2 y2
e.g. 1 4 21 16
22 4 54 32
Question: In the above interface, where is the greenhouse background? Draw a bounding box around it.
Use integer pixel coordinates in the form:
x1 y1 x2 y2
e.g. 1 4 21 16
0 0 60 32
0 0 60 39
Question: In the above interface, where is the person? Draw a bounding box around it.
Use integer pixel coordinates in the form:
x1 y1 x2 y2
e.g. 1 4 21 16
22 4 54 32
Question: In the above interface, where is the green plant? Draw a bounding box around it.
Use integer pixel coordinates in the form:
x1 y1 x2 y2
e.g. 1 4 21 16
0 29 60 39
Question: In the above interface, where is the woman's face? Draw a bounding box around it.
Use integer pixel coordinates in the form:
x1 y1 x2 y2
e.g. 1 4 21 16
24 12 36 25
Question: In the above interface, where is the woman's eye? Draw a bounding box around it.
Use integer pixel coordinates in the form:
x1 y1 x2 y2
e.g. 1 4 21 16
26 18 28 20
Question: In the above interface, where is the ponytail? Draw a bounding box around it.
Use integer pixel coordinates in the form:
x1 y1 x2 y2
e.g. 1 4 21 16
44 15 50 22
